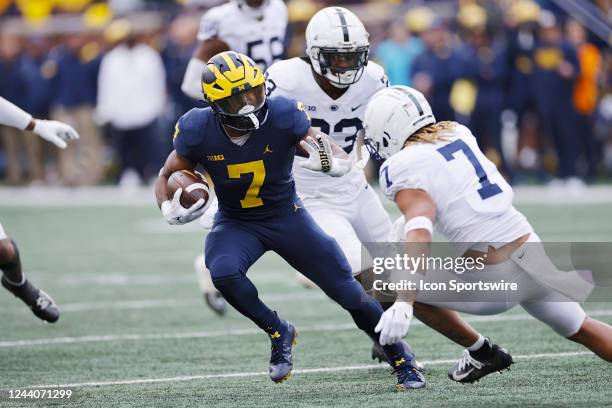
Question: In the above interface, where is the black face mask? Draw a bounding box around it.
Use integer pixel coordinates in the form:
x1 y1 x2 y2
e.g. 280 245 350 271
217 103 268 132
363 137 386 165
317 47 369 85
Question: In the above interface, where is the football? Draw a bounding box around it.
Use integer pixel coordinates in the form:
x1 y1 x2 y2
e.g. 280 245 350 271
167 170 209 208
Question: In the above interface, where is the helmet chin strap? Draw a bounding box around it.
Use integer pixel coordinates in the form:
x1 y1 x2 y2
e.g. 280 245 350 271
248 112 260 129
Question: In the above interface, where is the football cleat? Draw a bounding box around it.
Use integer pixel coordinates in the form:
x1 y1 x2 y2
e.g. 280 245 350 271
204 292 226 316
2 276 59 323
394 355 426 391
372 340 426 372
448 342 513 383
269 322 297 383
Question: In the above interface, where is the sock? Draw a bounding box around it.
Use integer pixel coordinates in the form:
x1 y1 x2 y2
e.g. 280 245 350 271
212 274 282 334
467 335 485 351
2 274 25 286
469 336 494 360
344 290 411 366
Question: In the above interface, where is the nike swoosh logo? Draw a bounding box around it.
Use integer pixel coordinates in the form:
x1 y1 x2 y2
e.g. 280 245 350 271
351 105 362 112
452 368 475 381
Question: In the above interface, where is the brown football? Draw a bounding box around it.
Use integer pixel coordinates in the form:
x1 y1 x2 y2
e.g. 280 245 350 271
167 170 210 208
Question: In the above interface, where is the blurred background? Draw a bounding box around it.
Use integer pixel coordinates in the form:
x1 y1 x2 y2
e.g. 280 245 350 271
0 0 610 190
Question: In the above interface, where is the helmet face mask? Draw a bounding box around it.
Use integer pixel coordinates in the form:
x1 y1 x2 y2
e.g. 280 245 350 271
363 86 436 161
201 51 267 132
212 84 267 131
315 46 369 87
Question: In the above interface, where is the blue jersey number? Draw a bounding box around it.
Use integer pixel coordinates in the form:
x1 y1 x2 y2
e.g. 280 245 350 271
381 166 392 188
436 139 502 200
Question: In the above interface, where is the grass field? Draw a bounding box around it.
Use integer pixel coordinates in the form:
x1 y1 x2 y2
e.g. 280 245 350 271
0 190 611 407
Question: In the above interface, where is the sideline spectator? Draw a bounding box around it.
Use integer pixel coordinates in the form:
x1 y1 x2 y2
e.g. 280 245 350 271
567 18 602 182
374 18 423 86
532 11 581 185
96 19 166 186
49 32 105 186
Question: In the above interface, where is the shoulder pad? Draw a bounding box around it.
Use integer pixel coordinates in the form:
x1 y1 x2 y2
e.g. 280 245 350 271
267 96 298 129
176 108 212 147
362 61 388 87
266 58 303 93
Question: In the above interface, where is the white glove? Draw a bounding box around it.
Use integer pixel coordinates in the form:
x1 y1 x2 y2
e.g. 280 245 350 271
299 135 352 177
32 119 79 149
375 302 413 346
199 196 219 230
161 188 208 225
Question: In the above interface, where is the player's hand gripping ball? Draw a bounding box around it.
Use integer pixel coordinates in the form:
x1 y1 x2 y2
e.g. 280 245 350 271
162 170 210 225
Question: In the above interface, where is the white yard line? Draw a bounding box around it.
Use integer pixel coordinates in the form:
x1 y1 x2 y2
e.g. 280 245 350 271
24 351 594 389
0 292 326 313
1 186 612 207
1 310 611 348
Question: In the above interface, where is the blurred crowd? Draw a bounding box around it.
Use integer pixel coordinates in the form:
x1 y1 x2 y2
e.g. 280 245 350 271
0 0 610 187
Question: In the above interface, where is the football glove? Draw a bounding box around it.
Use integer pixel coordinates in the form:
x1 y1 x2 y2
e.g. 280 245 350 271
33 119 79 149
375 302 413 346
299 135 351 177
161 188 208 225
199 196 218 230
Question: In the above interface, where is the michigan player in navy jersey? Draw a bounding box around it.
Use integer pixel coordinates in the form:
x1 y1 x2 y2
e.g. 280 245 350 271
155 51 425 390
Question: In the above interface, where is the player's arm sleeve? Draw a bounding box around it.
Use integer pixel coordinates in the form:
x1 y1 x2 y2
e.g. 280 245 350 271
197 10 221 42
0 96 32 130
379 158 429 202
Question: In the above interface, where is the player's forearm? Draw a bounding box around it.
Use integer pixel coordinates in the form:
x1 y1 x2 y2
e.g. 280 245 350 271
155 172 171 209
182 58 207 100
0 96 33 130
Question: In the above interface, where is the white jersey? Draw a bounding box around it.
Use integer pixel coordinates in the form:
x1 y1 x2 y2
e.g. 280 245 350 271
197 0 287 71
266 57 388 199
381 123 532 255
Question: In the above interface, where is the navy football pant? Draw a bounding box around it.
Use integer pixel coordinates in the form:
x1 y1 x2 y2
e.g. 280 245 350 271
205 204 405 358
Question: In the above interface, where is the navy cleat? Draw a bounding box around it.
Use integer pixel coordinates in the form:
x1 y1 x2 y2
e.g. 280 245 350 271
448 340 513 383
372 340 426 372
394 355 426 391
204 292 226 316
2 276 59 323
268 322 297 383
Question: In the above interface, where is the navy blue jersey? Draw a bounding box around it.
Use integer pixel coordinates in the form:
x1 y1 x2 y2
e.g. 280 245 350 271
173 96 310 220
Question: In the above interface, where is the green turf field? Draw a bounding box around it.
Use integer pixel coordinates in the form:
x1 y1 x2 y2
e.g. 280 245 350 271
0 198 611 407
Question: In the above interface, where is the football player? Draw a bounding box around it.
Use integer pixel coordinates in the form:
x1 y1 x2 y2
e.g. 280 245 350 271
182 0 287 314
0 96 79 322
364 86 612 382
181 0 287 100
155 51 425 390
194 7 501 372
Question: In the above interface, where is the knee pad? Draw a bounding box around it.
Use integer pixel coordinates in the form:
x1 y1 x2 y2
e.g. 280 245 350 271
207 255 245 286
521 300 586 337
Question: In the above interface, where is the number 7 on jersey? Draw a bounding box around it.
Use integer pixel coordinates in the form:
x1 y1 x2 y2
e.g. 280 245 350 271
227 160 266 208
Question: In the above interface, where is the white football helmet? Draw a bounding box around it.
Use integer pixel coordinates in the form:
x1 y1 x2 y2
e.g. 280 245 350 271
235 0 269 20
363 86 436 162
305 7 369 88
